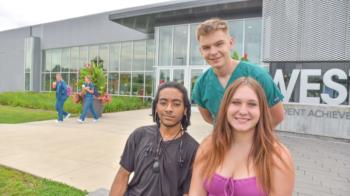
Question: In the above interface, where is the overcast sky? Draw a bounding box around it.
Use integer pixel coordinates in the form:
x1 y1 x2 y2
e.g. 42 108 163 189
0 0 172 32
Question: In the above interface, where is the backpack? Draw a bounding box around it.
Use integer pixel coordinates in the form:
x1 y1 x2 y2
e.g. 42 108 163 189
66 85 72 96
93 87 99 97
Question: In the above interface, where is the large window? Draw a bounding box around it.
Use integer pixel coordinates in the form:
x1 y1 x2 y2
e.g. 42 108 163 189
120 73 131 95
110 43 120 72
228 20 244 58
120 42 132 71
244 18 262 65
173 25 188 66
132 72 144 96
133 41 146 71
158 26 172 66
189 23 204 65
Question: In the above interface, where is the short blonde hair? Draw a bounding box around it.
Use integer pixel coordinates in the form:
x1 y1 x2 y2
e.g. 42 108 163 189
196 18 229 41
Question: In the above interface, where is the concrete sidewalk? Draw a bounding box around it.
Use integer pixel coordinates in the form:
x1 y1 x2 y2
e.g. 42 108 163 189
0 109 349 195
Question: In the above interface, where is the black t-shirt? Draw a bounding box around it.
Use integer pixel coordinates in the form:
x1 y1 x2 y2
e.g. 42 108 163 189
120 125 199 196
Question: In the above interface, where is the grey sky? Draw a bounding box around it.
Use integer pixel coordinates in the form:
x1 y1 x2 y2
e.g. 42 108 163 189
0 0 172 32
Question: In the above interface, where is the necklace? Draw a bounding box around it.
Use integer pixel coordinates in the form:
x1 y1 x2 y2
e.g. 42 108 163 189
153 128 183 173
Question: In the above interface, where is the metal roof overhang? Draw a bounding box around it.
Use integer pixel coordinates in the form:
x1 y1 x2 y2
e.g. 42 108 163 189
109 0 262 34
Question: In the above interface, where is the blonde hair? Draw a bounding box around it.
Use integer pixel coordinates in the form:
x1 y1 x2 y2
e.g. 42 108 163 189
196 18 229 41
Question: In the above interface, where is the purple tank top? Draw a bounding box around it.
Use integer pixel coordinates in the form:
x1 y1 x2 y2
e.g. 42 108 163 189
204 173 267 196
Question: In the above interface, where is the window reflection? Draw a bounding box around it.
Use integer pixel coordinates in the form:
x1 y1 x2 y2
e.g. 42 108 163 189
159 26 172 66
173 25 188 66
132 72 144 96
120 73 131 95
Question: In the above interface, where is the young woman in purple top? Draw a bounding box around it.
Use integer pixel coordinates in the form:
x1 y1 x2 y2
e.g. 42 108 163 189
189 77 295 196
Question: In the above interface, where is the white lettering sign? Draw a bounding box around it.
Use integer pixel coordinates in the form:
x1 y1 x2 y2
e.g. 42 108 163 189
273 68 349 105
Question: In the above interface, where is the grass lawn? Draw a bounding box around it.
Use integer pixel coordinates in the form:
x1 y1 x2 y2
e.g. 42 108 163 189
0 165 87 196
0 105 58 124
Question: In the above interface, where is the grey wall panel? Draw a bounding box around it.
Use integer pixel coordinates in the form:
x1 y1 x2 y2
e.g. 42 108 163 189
262 0 350 62
0 28 30 92
31 12 148 50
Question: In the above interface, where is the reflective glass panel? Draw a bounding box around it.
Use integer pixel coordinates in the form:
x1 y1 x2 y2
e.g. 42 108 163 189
120 73 131 95
133 40 146 71
228 20 244 58
51 49 61 72
132 72 144 96
159 69 170 84
145 72 153 97
108 72 119 95
173 69 184 85
146 40 155 71
70 47 79 72
79 46 88 68
244 18 262 65
158 26 172 66
88 45 99 64
61 48 70 72
109 43 120 72
173 25 188 66
99 44 109 71
189 23 204 65
120 42 132 71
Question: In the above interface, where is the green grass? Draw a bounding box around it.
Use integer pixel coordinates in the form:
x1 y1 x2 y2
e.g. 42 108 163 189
0 92 151 114
0 105 58 124
0 165 87 196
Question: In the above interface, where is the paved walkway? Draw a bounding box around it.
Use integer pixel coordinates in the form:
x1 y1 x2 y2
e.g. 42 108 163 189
0 109 349 196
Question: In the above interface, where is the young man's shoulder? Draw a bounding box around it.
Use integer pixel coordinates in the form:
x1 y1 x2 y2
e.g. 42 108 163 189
183 132 199 150
132 124 158 137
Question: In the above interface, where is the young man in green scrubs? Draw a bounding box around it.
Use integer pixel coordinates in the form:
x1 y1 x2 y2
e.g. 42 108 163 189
192 18 285 127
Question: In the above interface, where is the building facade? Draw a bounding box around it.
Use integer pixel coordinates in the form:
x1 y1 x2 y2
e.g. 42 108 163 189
0 0 349 138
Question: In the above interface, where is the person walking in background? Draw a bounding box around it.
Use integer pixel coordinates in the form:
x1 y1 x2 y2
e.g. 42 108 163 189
192 18 284 127
189 77 295 196
52 73 70 123
77 75 99 123
109 82 198 196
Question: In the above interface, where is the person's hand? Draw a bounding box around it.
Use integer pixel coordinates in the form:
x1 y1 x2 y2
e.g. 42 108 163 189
52 82 57 89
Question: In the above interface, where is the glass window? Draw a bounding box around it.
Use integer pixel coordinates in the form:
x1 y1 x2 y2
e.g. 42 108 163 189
69 73 78 92
70 47 79 72
244 18 262 65
79 46 88 68
132 72 144 96
41 73 50 91
99 44 109 71
43 50 52 72
108 72 119 95
173 69 184 85
51 49 61 72
120 73 131 95
189 23 204 65
109 43 120 72
159 69 170 84
173 25 188 66
146 40 155 71
120 42 132 71
228 20 244 58
133 40 146 71
158 26 172 66
88 45 99 63
61 48 70 72
145 72 153 97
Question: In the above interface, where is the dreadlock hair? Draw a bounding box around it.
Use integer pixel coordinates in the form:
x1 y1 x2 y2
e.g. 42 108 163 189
152 81 191 131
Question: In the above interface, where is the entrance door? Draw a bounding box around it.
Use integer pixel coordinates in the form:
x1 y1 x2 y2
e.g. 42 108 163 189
157 68 185 86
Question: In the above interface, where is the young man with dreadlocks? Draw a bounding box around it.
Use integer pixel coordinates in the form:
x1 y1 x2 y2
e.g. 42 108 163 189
109 82 199 196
